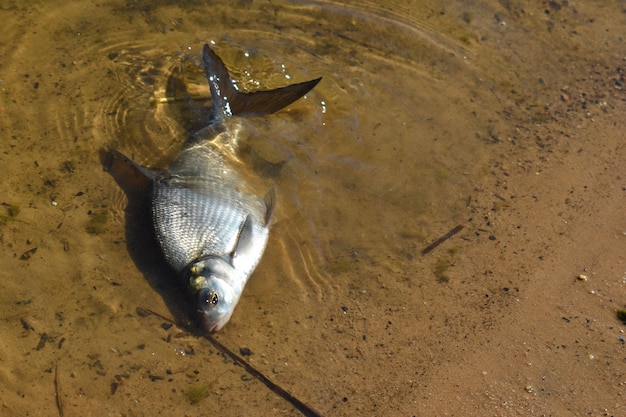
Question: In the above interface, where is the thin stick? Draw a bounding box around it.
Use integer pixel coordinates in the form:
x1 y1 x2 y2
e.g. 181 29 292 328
140 308 324 417
203 333 324 417
141 307 176 323
422 224 465 254
2 311 32 321
55 362 64 417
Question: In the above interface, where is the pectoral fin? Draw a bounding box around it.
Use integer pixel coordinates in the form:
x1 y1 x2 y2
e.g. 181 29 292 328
103 148 156 193
263 188 276 226
230 215 255 266
230 192 274 267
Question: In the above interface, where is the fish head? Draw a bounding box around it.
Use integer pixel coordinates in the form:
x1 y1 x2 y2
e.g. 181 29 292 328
187 257 240 332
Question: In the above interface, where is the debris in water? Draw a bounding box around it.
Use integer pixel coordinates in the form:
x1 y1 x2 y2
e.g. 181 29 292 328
422 224 465 254
36 333 48 350
185 370 229 404
86 211 108 235
20 247 38 260
55 362 64 416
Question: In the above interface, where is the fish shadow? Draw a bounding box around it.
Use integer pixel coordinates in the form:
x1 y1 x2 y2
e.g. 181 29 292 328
97 66 213 334
100 149 199 331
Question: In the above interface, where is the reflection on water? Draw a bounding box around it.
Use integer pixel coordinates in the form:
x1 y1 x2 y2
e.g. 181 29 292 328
1 0 624 415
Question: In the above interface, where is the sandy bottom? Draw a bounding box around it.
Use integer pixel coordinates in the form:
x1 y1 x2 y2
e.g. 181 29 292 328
0 0 624 416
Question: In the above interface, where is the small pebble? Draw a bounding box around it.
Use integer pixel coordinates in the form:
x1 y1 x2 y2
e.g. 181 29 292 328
577 274 587 281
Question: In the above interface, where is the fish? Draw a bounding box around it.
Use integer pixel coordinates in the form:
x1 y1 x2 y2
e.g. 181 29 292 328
113 44 321 332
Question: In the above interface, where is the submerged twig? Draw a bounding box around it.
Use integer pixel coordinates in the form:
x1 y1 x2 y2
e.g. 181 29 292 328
203 334 324 417
141 307 176 323
55 362 63 417
2 311 33 322
422 224 465 254
139 307 324 417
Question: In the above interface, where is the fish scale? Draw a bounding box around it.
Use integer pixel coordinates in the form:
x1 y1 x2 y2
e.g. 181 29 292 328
152 170 267 274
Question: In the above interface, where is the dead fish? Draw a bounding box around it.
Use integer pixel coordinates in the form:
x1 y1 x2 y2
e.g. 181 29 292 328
115 44 321 332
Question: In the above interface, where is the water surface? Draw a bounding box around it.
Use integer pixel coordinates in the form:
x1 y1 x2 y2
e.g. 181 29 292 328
1 1 624 416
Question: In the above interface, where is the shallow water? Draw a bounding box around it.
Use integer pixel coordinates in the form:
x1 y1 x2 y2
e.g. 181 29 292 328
1 0 625 416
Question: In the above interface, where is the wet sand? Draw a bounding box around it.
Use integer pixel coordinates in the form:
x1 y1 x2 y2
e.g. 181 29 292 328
0 0 624 416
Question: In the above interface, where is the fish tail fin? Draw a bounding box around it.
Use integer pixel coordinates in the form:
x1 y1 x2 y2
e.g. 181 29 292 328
202 44 321 120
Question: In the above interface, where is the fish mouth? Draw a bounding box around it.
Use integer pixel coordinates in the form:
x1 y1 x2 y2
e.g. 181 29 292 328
206 321 223 333
197 310 230 333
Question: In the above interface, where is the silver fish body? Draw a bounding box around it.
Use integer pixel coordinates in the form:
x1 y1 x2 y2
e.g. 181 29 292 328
117 44 320 332
152 139 274 332
152 143 270 274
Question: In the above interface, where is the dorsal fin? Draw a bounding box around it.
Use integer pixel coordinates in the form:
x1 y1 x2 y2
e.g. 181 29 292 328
202 44 321 120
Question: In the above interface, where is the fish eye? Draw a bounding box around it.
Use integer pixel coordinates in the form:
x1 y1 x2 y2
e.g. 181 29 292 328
203 290 219 306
